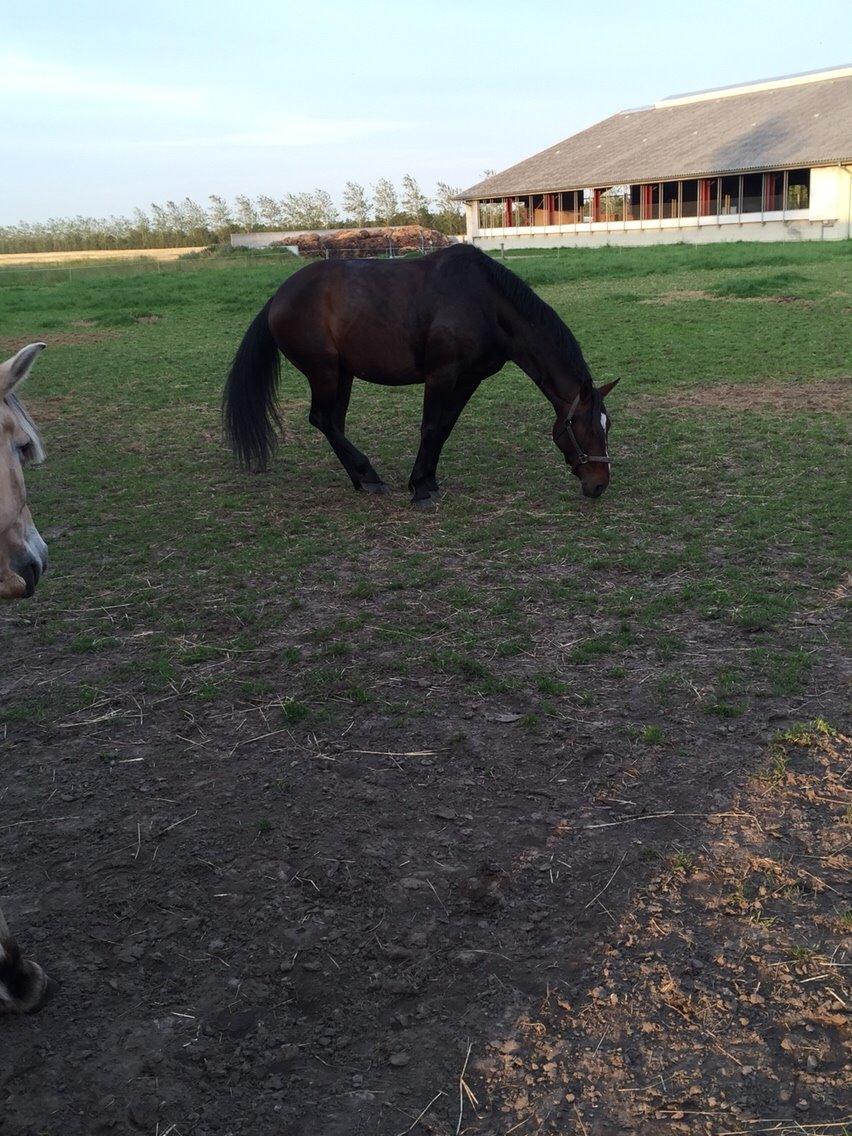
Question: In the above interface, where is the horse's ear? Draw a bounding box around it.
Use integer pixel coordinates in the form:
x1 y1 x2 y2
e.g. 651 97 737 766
0 343 46 396
598 378 620 398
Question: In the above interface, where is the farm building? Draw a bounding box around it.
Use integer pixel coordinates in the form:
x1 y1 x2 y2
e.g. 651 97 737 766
459 65 852 249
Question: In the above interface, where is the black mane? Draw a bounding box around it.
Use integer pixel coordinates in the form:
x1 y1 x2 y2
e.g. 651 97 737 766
464 246 594 394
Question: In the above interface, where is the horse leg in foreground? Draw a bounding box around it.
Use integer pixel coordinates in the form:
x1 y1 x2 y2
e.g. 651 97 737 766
0 910 52 1013
307 368 389 494
408 369 482 506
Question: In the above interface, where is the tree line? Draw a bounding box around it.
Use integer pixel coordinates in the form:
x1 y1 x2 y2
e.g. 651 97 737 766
0 177 465 254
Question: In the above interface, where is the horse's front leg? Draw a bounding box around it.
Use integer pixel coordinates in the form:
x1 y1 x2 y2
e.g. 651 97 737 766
308 368 388 493
0 909 52 1014
409 372 480 507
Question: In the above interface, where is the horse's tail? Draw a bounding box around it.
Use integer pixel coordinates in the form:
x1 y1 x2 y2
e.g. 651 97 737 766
223 300 281 470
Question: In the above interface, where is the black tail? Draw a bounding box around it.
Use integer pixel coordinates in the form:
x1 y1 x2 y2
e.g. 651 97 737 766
223 301 281 470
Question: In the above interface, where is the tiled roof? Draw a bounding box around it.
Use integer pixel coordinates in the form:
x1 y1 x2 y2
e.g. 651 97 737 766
460 69 852 199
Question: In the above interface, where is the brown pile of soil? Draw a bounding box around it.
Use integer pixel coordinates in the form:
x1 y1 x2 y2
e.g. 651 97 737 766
274 225 453 259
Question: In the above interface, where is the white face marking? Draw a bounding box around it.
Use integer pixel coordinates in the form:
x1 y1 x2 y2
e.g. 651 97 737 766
600 412 607 434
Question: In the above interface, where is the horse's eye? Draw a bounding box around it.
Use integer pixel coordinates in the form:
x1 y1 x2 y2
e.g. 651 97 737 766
17 441 33 462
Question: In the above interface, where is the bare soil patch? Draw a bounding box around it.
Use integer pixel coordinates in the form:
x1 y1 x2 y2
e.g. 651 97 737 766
640 290 717 305
476 726 850 1134
646 379 851 414
640 291 816 308
0 331 117 352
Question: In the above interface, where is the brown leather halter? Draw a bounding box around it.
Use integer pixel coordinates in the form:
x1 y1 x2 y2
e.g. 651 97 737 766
553 393 613 474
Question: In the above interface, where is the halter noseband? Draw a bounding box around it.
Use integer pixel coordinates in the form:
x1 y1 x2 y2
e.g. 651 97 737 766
553 393 613 474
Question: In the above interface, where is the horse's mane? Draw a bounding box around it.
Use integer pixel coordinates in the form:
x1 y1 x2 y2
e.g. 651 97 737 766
464 247 594 394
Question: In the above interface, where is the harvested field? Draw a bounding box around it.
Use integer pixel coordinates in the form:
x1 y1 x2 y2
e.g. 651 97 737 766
0 240 849 1136
0 247 204 267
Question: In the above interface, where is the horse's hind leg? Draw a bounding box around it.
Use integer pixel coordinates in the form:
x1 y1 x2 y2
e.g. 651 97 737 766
308 367 388 493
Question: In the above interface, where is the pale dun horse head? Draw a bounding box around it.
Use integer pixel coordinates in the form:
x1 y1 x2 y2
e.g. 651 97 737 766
0 342 54 1013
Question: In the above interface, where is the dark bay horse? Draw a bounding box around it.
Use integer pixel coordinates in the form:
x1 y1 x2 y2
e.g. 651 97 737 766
224 244 618 505
1 342 53 1013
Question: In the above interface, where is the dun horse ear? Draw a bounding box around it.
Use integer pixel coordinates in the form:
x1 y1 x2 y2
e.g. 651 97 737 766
598 378 620 398
1 343 46 395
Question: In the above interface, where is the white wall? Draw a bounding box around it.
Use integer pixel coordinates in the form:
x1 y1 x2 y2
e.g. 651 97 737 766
811 166 852 234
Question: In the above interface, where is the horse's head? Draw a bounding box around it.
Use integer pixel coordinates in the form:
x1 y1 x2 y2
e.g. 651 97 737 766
0 344 48 600
553 379 619 499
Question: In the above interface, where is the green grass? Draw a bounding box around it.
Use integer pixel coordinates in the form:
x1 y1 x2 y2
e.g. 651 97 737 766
1 240 849 763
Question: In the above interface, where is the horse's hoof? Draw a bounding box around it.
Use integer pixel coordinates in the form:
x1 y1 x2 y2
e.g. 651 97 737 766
411 494 437 510
362 480 390 495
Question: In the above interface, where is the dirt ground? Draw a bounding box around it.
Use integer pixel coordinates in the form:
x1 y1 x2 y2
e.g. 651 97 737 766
2 592 848 1136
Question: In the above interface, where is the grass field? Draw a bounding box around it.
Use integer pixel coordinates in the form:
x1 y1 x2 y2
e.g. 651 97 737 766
1 241 850 1135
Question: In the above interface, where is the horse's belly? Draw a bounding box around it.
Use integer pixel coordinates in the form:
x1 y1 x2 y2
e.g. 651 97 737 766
355 369 422 387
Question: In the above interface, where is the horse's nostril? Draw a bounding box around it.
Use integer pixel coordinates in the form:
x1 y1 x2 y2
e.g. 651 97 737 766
20 561 40 597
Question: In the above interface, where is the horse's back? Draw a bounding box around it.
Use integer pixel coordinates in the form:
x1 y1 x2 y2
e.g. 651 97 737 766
267 247 498 383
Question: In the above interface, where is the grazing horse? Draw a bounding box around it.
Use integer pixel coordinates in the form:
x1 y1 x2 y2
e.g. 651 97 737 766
0 342 52 1013
224 243 619 506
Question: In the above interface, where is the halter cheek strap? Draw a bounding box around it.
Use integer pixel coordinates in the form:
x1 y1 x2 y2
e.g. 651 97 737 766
553 393 613 474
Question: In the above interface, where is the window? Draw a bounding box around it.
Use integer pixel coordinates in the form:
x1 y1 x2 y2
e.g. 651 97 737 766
720 175 740 215
531 194 549 225
629 185 642 221
581 190 594 221
478 199 503 228
741 173 762 213
699 178 719 216
641 183 660 220
764 172 784 212
681 180 698 218
553 192 580 224
662 181 679 219
599 185 629 221
510 197 530 226
786 169 810 210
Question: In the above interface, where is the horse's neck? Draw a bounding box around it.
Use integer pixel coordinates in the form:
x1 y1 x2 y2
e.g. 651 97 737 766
506 312 579 411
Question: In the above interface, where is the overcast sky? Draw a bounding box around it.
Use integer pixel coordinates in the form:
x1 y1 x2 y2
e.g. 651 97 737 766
2 0 850 224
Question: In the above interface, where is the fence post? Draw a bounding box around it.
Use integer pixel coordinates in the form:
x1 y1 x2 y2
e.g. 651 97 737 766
500 243 505 261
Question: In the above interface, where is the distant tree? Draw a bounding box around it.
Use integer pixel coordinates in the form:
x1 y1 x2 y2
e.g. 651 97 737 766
400 174 431 225
282 192 318 229
149 203 170 246
256 194 284 229
280 189 338 230
311 189 339 227
433 181 465 235
342 181 371 226
178 198 209 243
164 200 184 233
207 195 234 237
234 194 260 231
372 178 398 226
